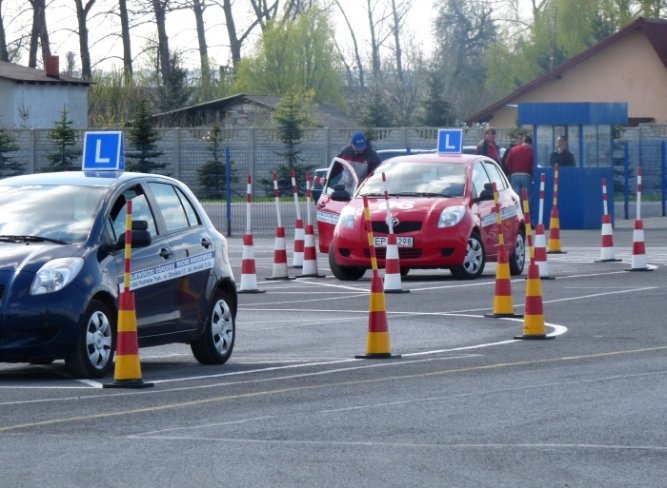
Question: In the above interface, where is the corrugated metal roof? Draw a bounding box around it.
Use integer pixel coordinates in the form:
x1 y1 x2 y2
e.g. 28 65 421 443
466 17 667 125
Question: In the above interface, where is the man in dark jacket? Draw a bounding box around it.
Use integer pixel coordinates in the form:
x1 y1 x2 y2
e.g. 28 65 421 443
549 135 576 167
475 127 501 163
336 131 381 182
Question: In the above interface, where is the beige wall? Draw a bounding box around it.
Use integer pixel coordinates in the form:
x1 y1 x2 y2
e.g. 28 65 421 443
489 30 667 128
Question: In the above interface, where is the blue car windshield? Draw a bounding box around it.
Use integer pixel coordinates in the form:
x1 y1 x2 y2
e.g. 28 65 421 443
0 185 106 243
360 161 466 197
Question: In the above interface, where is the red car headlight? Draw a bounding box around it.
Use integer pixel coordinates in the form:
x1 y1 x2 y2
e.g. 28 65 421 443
438 205 466 228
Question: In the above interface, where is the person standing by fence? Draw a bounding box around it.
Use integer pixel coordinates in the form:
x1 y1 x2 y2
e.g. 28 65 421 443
505 135 534 205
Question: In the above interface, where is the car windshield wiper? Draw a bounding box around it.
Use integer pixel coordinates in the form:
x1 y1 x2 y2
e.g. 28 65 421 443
0 235 69 245
360 192 385 197
391 192 445 197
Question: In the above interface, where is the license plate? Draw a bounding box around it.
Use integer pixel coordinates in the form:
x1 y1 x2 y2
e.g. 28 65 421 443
374 236 413 247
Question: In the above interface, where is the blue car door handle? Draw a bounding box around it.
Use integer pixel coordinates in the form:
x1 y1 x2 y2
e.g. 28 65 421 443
159 248 174 259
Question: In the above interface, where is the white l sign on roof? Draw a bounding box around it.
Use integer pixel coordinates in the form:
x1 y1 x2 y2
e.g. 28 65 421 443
437 129 463 154
82 131 125 170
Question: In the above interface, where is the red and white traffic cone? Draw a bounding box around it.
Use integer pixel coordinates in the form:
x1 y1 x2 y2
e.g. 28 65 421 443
628 167 652 271
239 232 266 293
298 224 325 278
381 172 409 294
267 172 293 280
297 173 325 278
534 174 554 279
239 176 266 292
597 177 620 263
290 169 305 268
383 234 408 293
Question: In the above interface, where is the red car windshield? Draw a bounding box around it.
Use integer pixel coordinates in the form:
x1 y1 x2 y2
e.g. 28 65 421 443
360 161 466 197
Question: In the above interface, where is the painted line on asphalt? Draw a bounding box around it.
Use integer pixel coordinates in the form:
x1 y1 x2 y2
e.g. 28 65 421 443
3 344 667 433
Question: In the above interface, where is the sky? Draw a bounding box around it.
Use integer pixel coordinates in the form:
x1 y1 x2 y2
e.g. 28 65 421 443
3 0 441 73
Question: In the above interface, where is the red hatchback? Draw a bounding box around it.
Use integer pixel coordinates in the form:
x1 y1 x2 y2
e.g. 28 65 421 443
316 153 526 280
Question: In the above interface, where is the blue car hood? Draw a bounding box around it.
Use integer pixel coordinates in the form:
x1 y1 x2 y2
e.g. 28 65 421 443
0 242 81 273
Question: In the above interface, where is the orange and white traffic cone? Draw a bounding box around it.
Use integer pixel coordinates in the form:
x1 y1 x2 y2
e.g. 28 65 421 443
104 200 153 388
297 224 325 278
356 195 400 359
597 177 621 262
239 232 266 293
485 182 521 318
383 233 409 294
547 164 566 254
628 167 653 271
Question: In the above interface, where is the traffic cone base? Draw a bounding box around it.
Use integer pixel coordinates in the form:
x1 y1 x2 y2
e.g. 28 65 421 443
103 291 153 388
596 258 622 263
515 333 554 341
485 247 520 318
383 235 409 293
547 250 567 255
356 268 399 359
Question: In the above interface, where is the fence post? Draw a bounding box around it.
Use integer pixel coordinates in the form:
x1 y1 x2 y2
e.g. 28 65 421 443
248 127 256 192
623 142 630 219
324 126 331 165
662 140 666 217
29 129 38 173
174 128 182 180
226 146 232 237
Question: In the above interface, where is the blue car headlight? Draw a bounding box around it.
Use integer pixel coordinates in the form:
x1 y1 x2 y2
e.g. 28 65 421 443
30 257 84 295
438 205 466 228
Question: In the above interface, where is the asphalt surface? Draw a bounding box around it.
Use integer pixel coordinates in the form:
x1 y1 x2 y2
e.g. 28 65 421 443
1 218 667 487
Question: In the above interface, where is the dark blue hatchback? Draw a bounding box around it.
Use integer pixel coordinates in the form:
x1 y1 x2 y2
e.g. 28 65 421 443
0 171 237 378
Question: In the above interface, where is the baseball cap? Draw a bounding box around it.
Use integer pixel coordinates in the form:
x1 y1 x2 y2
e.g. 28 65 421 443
351 131 367 151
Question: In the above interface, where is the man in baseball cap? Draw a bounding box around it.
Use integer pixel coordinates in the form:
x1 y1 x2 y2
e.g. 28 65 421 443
336 131 380 184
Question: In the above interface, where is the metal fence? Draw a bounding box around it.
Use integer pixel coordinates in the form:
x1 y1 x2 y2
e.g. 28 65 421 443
3 125 667 233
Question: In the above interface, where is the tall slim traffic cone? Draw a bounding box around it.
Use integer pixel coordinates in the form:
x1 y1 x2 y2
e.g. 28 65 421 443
104 200 154 388
547 164 566 254
356 195 400 359
290 169 305 268
297 173 325 278
596 177 621 262
485 182 521 318
381 172 409 294
628 167 653 271
239 176 266 292
515 189 553 341
534 173 554 279
266 171 293 280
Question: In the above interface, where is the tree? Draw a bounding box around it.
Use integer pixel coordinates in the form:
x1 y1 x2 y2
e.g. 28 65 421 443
74 0 96 80
45 108 79 172
421 68 456 127
88 69 144 127
126 98 166 173
233 7 344 106
262 90 316 196
197 124 237 198
27 0 50 68
119 0 133 83
155 51 192 111
433 0 498 117
0 128 23 177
